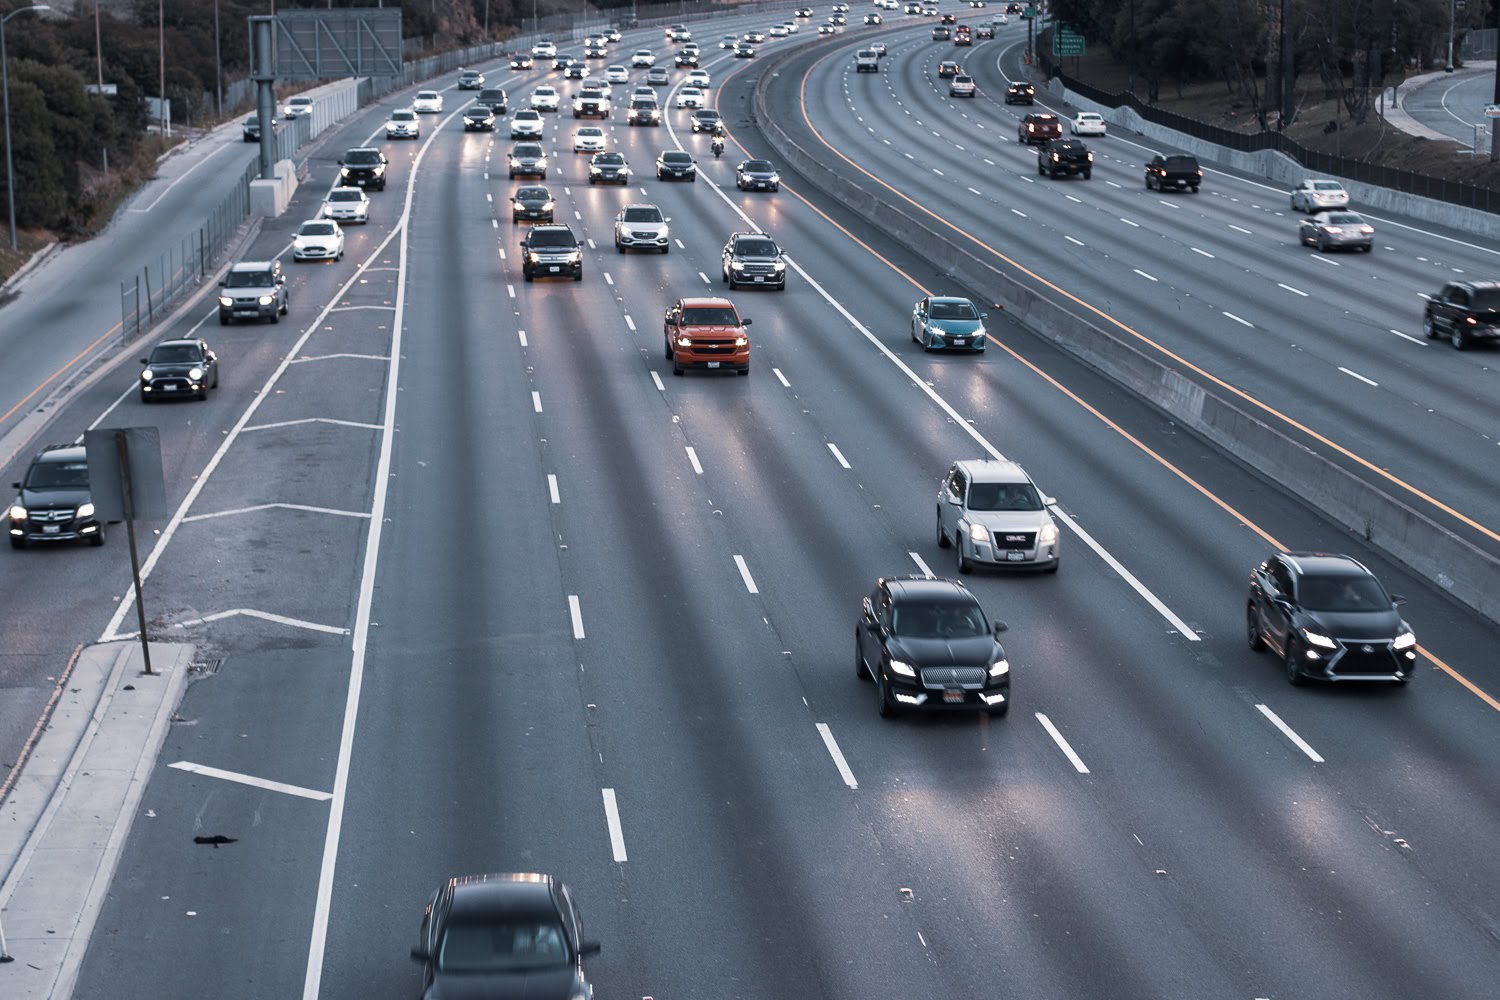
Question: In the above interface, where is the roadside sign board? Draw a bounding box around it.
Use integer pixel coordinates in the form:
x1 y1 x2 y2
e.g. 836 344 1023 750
1485 104 1500 118
1022 5 1036 18
1053 29 1084 57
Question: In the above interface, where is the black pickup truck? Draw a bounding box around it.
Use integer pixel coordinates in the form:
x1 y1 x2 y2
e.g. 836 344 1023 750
1145 154 1202 192
1038 139 1092 179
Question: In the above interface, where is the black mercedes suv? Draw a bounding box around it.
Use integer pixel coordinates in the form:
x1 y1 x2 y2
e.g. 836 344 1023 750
520 224 584 281
1247 552 1417 685
720 232 787 290
8 445 104 548
856 576 1011 717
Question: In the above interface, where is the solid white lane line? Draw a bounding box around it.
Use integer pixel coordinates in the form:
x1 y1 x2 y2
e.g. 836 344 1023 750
815 723 859 790
569 595 585 640
1064 235 1084 246
601 789 628 862
518 329 528 347
1390 328 1427 346
532 391 543 412
547 474 560 504
772 367 791 387
1229 224 1252 234
1278 282 1308 297
1339 366 1379 386
827 442 851 469
169 761 332 801
733 554 759 594
1049 508 1200 639
1036 713 1090 774
625 315 636 331
908 551 935 578
1223 311 1254 328
1255 704 1325 762
685 446 703 474
650 371 665 391
1133 269 1158 282
1191 247 1215 258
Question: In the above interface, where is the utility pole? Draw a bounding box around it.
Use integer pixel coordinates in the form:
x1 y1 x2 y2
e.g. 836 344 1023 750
1127 0 1135 94
157 0 166 136
214 0 222 117
1446 0 1455 71
93 0 103 91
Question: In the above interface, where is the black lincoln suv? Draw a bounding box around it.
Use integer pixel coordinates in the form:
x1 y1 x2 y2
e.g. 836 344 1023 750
1247 552 1416 685
856 576 1011 717
8 445 104 548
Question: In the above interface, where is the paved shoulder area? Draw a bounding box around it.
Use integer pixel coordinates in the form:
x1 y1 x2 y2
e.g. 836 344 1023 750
1384 62 1497 146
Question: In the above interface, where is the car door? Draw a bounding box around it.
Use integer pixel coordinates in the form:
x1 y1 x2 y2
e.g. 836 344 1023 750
1260 559 1297 654
1438 284 1467 332
939 464 963 541
913 298 928 339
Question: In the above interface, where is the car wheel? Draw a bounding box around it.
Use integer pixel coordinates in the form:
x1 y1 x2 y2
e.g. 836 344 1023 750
936 510 950 548
1422 313 1438 339
616 242 625 253
89 528 105 547
513 217 519 225
1145 176 1153 190
140 392 150 404
664 339 673 360
661 245 669 254
574 268 583 282
1316 237 1328 252
1451 327 1469 350
738 366 749 376
1037 161 1045 176
1362 244 1373 253
689 174 696 182
270 311 279 324
876 673 896 718
772 184 779 192
219 315 228 326
1190 185 1200 193
1083 170 1091 180
524 270 533 282
1247 603 1266 651
988 702 1009 719
672 365 684 376
1285 645 1305 686
9 535 24 549
956 538 972 574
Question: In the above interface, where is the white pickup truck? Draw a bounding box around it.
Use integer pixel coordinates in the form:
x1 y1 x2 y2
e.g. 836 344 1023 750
855 49 879 73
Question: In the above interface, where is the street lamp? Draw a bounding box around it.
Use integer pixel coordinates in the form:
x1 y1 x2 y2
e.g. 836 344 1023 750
2 4 51 253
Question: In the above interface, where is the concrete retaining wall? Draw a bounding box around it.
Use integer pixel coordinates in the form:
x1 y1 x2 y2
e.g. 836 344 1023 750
752 41 1500 626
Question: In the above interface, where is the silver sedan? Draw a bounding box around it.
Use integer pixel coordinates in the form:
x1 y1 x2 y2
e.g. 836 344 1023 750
1297 211 1374 252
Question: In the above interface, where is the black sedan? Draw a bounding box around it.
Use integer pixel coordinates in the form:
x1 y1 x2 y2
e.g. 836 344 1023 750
656 149 697 180
587 151 631 184
689 108 722 133
735 159 780 192
856 576 1011 717
511 53 534 69
511 185 555 223
412 873 600 1000
140 338 219 401
463 105 496 131
1248 552 1417 685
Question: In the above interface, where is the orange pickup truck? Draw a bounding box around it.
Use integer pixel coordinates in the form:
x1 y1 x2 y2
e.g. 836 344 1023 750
664 297 752 376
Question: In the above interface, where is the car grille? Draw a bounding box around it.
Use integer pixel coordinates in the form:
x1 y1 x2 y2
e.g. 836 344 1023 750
229 295 262 306
739 262 778 275
28 508 75 524
920 667 986 688
997 531 1036 550
630 231 660 240
1331 641 1398 676
688 341 738 354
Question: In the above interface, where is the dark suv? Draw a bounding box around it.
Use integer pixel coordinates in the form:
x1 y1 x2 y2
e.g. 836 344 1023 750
475 87 509 115
720 232 787 290
1423 280 1500 351
520 224 584 281
1005 81 1035 105
8 445 104 548
1038 138 1092 179
856 576 1011 718
1018 113 1062 144
338 147 388 190
217 260 288 325
1247 552 1416 686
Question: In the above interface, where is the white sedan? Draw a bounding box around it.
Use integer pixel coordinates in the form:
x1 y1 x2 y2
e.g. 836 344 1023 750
1071 112 1107 136
510 109 545 138
573 125 607 152
530 86 560 111
533 40 557 58
685 69 711 89
385 108 420 139
412 90 443 113
630 49 655 67
321 186 369 224
675 87 705 109
605 64 630 83
293 220 344 262
283 95 313 118
1291 178 1351 213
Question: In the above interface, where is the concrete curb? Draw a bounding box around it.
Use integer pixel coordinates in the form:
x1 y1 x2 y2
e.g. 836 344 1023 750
0 642 195 999
1 242 61 293
751 42 1500 628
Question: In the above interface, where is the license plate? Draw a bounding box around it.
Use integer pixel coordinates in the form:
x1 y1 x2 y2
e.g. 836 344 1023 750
943 690 964 703
235 310 257 316
163 385 178 392
1007 551 1026 561
549 266 560 272
953 338 967 346
753 276 764 282
707 361 720 369
43 524 60 534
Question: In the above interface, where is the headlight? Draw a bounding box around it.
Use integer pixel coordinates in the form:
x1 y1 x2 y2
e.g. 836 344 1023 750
769 173 780 182
528 252 542 262
1051 153 1060 161
732 261 746 270
258 295 274 305
677 336 693 347
968 523 990 542
510 158 521 167
773 262 786 271
1039 522 1058 544
1323 226 1343 234
8 504 26 520
339 167 350 176
141 368 154 381
218 296 232 306
188 367 204 380
1359 226 1374 234
988 658 1010 678
590 166 602 174
1086 151 1094 161
1392 631 1416 650
734 336 748 346
927 325 946 336
888 659 916 677
1300 628 1337 650
542 201 555 211
77 502 95 519
568 251 581 262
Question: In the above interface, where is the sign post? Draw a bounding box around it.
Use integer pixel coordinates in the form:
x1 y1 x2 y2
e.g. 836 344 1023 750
85 427 167 674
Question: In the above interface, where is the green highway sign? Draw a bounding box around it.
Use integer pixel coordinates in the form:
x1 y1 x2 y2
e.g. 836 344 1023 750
1053 28 1084 57
1022 5 1036 18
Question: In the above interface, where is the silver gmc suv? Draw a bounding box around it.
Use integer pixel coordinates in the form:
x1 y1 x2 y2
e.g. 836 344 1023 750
936 459 1060 573
218 260 288 325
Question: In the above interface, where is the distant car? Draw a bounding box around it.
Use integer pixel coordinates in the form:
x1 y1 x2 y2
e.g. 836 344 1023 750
519 224 584 282
995 12 1010 23
721 34 738 48
339 147 387 190
564 63 590 80
721 231 787 290
605 64 629 83
1291 178 1350 213
685 69 711 89
462 105 496 131
690 108 722 133
552 55 575 72
475 87 508 116
283 95 313 118
511 185 554 224
1298 210 1374 252
628 98 662 126
871 42 888 56
735 159 779 192
1247 552 1416 685
795 6 813 16
1017 112 1062 144
508 142 548 179
735 42 756 57
1144 153 1202 192
510 109 545 138
676 87 706 109
856 576 1011 717
818 25 836 35
532 40 557 58
1071 112 1106 135
457 69 484 89
615 203 671 253
675 50 699 68
1423 280 1500 350
743 30 766 42
656 149 697 181
510 53 534 69
937 459 1059 572
241 114 273 142
322 186 370 224
412 90 443 113
770 24 789 36
931 25 951 40
530 86 560 111
385 108 419 139
912 295 987 352
937 60 960 79
631 49 655 67
573 125 607 153
293 219 344 262
647 66 671 86
949 75 977 97
410 873 601 1000
1038 138 1093 179
1005 81 1035 104
217 258 288 324
588 151 630 184
954 25 973 44
572 88 610 118
975 23 994 38
865 13 883 24
667 23 692 41
7 445 105 549
139 338 218 403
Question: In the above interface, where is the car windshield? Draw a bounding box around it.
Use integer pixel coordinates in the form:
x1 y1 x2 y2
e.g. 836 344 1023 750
344 150 380 165
1313 181 1344 191
327 190 362 203
954 76 973 84
1470 289 1500 309
289 98 310 107
299 223 336 236
737 238 778 256
149 344 201 364
662 152 690 164
244 117 259 126
26 460 89 489
436 919 570 973
1297 574 1389 612
480 90 504 100
535 87 556 96
513 145 542 157
418 92 438 100
892 599 988 638
517 188 549 200
516 111 540 119
744 160 773 172
391 111 415 120
1164 156 1197 169
595 153 624 164
225 269 273 287
1322 213 1362 224
930 300 979 320
530 230 576 247
623 207 661 222
696 110 721 121
466 107 491 116
683 306 739 326
967 481 1043 511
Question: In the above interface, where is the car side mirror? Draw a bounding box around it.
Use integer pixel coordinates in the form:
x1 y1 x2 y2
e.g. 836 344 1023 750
140 358 149 364
1042 495 1055 506
947 494 962 505
993 621 1009 636
862 597 875 620
579 940 602 956
740 317 752 326
11 481 20 489
577 241 585 249
665 217 672 223
1390 594 1407 607
410 947 429 962
980 312 989 319
218 279 227 287
337 159 344 166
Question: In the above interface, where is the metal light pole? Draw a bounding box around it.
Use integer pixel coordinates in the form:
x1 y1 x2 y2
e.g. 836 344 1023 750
1445 0 1455 71
2 4 51 253
214 0 222 117
157 0 166 135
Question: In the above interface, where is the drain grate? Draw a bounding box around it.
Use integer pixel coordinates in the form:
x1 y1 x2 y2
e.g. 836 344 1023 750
190 659 223 675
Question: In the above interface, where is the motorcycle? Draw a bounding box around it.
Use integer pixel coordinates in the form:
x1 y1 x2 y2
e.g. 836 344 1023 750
711 136 725 158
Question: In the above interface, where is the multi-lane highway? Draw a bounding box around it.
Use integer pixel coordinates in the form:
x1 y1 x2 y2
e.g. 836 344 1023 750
2 5 1497 1000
